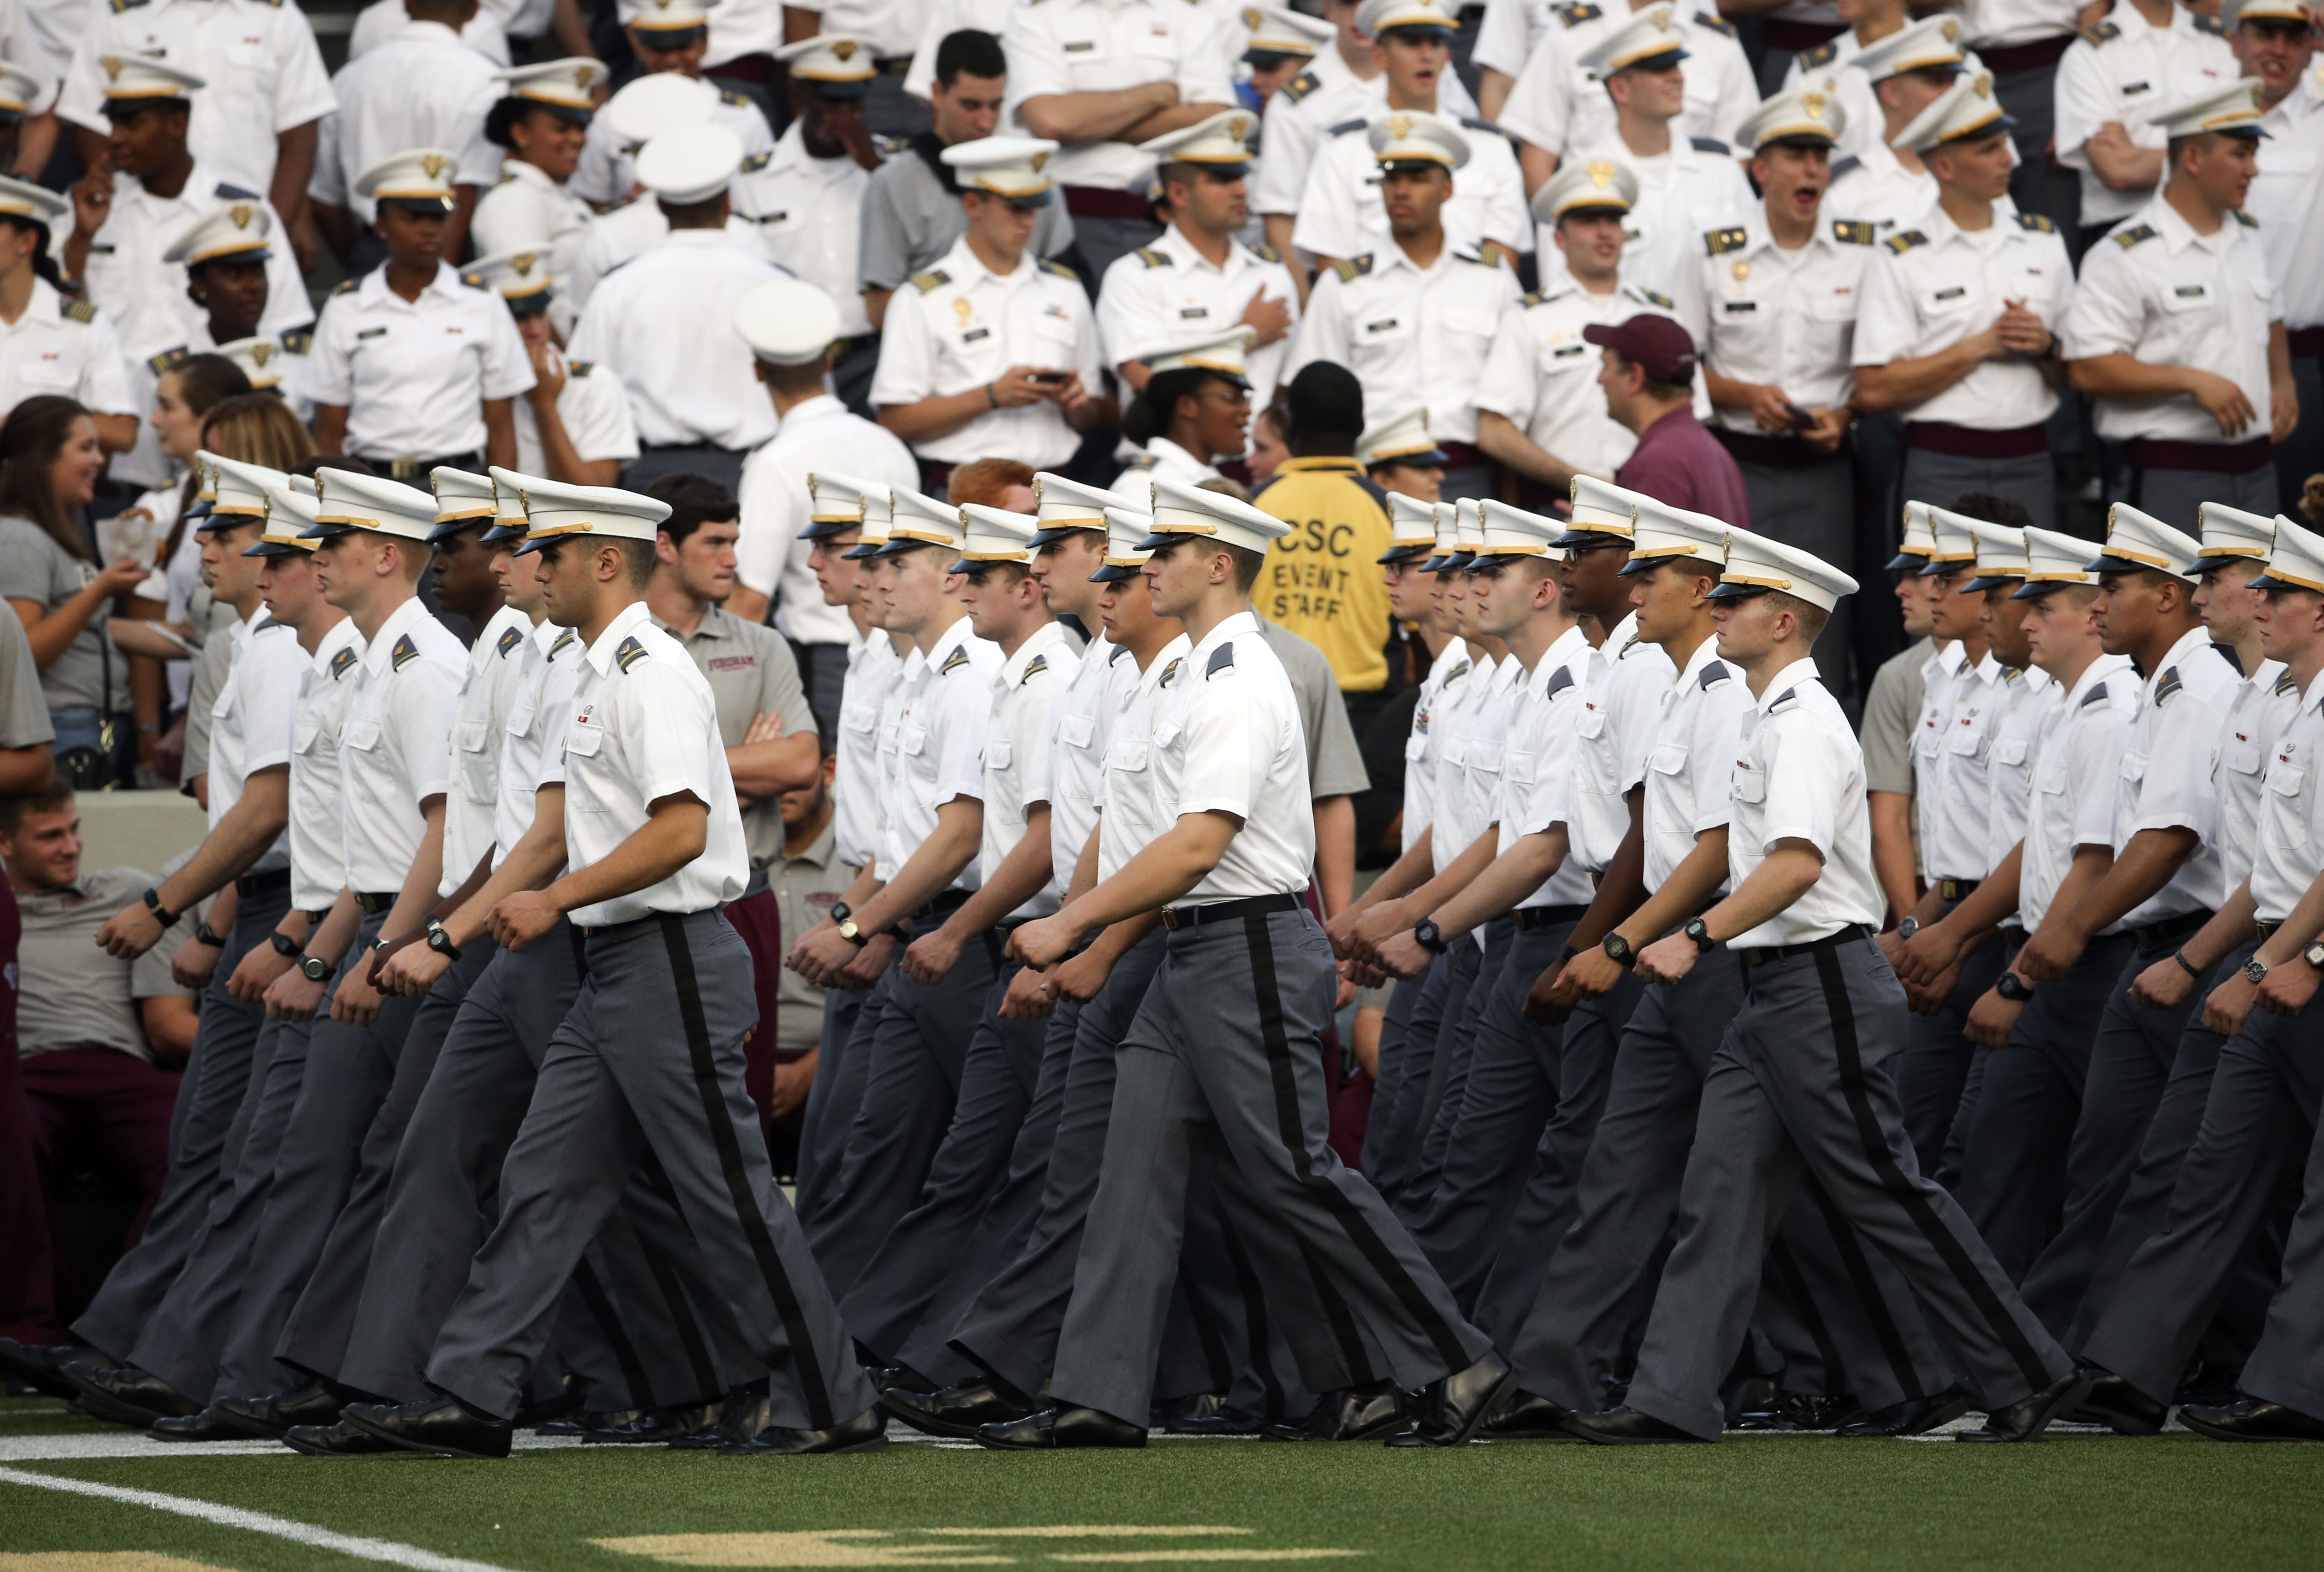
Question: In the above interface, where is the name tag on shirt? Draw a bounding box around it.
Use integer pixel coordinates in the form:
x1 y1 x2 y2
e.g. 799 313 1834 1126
1179 307 1208 319
1723 301 1758 313
358 327 387 339
1933 286 1966 302
1064 39 1095 51
963 327 991 343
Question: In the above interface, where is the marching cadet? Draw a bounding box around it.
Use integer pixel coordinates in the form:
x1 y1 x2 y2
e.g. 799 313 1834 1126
1823 18 1972 237
870 137 1104 493
1561 529 2089 1446
2062 81 2296 526
1096 109 1300 414
1852 72 2074 531
1284 115 1523 503
0 178 136 433
567 124 784 495
1357 408 1448 502
308 151 535 482
2054 0 2234 251
469 58 608 320
1496 0 1759 188
565 77 774 315
339 477 885 1461
571 0 777 207
1115 329 1257 492
462 251 639 488
434 469 541 920
727 279 918 719
1475 158 1672 499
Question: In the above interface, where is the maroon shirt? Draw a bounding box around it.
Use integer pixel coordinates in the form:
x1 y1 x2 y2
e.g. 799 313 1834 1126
1614 406 1753 529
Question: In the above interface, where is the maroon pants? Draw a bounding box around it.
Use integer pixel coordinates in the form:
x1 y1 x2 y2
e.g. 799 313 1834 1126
723 889 784 1140
0 874 60 1343
21 1045 181 1321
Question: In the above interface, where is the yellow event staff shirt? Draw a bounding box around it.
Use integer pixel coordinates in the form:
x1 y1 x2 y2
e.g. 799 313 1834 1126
1252 456 1394 694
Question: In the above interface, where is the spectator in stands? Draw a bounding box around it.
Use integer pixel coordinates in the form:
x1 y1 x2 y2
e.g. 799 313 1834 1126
769 729 845 1177
1589 314 1752 526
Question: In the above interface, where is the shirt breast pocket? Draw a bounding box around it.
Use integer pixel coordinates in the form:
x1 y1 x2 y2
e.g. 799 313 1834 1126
1059 712 1095 750
1922 282 1977 323
2120 750 2147 787
1469 741 1504 775
1505 747 1535 787
1733 764 1767 804
1108 740 1150 775
2037 760 2069 795
457 718 495 799
984 737 1013 771
2266 765 2308 848
1650 740 1688 775
1575 707 1606 741
1441 303 1500 347
1947 719 1989 758
2225 737 2264 776
1405 732 1431 763
343 716 382 752
508 695 538 738
843 699 877 735
2161 283 2216 316
1995 737 2029 768
293 719 323 755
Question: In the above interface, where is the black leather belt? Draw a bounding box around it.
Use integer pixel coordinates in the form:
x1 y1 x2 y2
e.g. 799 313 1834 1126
1741 923 1874 968
2000 923 2029 948
1512 904 1589 933
352 890 399 915
1161 892 1302 931
1937 878 1979 902
357 452 480 482
2129 909 2213 948
236 868 291 899
912 888 973 923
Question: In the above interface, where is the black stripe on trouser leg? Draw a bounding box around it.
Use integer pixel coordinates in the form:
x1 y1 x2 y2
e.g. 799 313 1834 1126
635 1228 726 1402
1244 913 1472 1372
1811 947 2053 1392
1294 1233 1378 1389
1765 1236 1846 1397
1217 1210 1287 1422
1805 1175 1926 1402
572 1256 657 1409
658 914 837 1429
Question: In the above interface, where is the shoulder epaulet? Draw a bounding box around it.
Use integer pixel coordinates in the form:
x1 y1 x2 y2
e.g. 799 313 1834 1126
1831 219 1875 245
2113 223 2158 249
1705 225 1748 256
874 134 912 157
2154 666 2184 706
571 359 599 378
391 633 420 671
2015 210 2055 233
1159 655 1184 687
495 626 524 658
2081 18 2119 44
1206 642 1234 678
1639 287 1673 308
328 646 358 679
1121 452 1160 471
1327 117 1368 137
2276 669 2299 696
1767 686 1799 712
1619 634 1641 658
458 268 490 289
1333 254 1373 282
1040 258 1077 279
2193 12 2224 34
1885 229 1929 253
108 0 149 12
1693 11 1737 35
2234 208 2259 228
1520 288 1549 307
1135 247 1172 268
719 88 753 108
550 628 576 657
249 614 279 636
2080 680 2109 707
494 171 517 186
1110 641 1134 663
1830 154 1861 180
61 297 97 324
2212 640 2243 677
147 346 190 376
1245 240 1282 264
332 276 360 295
1282 69 1321 102
1447 659 1472 682
279 328 312 354
910 269 950 293
1543 666 1575 699
940 646 971 675
740 151 771 174
1699 661 1730 688
1021 652 1049 683
1690 135 1731 155
614 635 649 673
1464 241 1512 267
1800 39 1839 67
1554 1 1601 25
1459 116 1505 136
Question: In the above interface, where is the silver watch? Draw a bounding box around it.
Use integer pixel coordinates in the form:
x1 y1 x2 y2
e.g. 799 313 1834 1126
2244 955 2271 986
1897 915 1920 940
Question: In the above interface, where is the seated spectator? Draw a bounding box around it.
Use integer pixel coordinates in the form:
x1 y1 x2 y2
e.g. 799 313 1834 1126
768 729 846 1178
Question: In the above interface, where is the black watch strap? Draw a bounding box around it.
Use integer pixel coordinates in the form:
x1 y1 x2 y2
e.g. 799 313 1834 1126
425 917 463 963
143 886 179 928
1414 918 1449 955
1996 971 2034 1002
271 931 303 957
192 919 224 946
299 953 331 981
1601 932 1633 968
1684 916 1717 953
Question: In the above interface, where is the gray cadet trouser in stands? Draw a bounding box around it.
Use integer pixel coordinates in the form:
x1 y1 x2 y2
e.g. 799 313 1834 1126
427 910 872 1429
72 881 290 1362
1735 453 1857 689
2238 1110 2324 1420
2080 1001 2324 1407
1399 920 1511 1221
1358 969 1427 1179
1622 938 2070 1440
2114 461 2278 537
792 981 874 1228
1899 448 2056 534
1364 955 1456 1207
1049 907 1491 1427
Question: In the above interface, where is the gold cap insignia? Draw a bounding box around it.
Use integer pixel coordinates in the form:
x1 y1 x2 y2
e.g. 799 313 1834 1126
1940 17 1959 38
1972 72 1991 98
1650 7 1671 29
1244 6 1260 27
1802 91 1826 116
229 203 256 229
1030 149 1049 172
513 252 538 274
833 38 858 58
1588 159 1614 186
420 152 449 180
1388 113 1413 139
250 341 273 366
101 56 122 81
1228 113 1250 140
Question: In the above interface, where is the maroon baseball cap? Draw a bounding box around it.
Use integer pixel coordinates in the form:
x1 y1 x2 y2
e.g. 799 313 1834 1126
1582 314 1698 382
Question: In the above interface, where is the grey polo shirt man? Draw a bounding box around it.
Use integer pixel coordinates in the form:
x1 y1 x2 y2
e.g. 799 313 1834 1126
859 134 1077 301
653 604 819 866
773 813 850 1059
17 867 197 1060
1260 619 1371 801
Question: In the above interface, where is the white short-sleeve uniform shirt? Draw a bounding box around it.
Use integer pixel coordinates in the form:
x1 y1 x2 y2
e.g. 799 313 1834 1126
1147 610 1314 903
1478 271 1680 480
1001 0 1237 194
1423 648 1495 877
0 281 137 429
1250 59 1480 220
2017 652 2137 931
305 264 536 460
470 160 596 303
734 120 874 340
2052 7 2233 231
1642 633 1748 894
514 350 641 477
984 619 1079 916
1050 630 1118 881
1723 657 1886 948
1668 213 1875 434
1983 662 2057 876
1290 113 1531 265
493 619 583 868
879 615 1002 890
1496 623 1598 910
308 21 502 223
565 231 787 452
1400 637 1474 858
1921 647 2010 886
1496 7 1760 161
2112 626 2240 925
1823 141 1939 240
1098 633 1190 880
1095 223 1301 416
210 603 308 876
2249 670 2324 926
733 394 916 647
1571 611 1676 874
288 616 367 914
834 632 906 872
338 596 464 895
441 601 534 897
1284 241 1523 446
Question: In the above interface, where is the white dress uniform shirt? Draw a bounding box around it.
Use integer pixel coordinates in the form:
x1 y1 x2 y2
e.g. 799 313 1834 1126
905 0 1016 99
1642 633 1747 892
834 632 905 870
306 263 536 461
2060 197 2282 447
1291 114 1531 263
347 0 512 66
1909 636 1965 870
288 616 367 913
1111 434 1219 494
559 599 749 926
1285 241 1524 446
2053 6 2234 231
492 618 582 867
869 233 1105 470
570 87 775 207
1049 632 1117 881
984 619 1078 916
1554 134 1756 295
2249 668 2324 925
1984 662 2057 875
1456 650 1530 855
1497 9 1760 162
1424 648 1496 874
1723 657 1885 947
1496 624 1598 909
338 596 463 895
1475 271 1676 480
10 0 86 93
1853 203 2072 430
565 202 769 317
2212 656 2294 893
440 601 534 897
210 602 306 877
308 21 503 224
704 0 780 68
1958 0 2079 51
1251 59 1481 220
470 159 595 299
735 119 875 339
513 350 641 477
2112 626 2240 924
1148 610 1314 902
2249 62 2324 338
1472 0 1557 81
880 615 1001 889
1400 637 1474 857
566 230 786 451
0 279 137 432
1095 222 1301 414
1571 611 1676 874
1824 139 1938 237
57 0 336 199
1921 648 2010 884
733 394 916 647
2018 652 2136 930
787 0 919 59
1000 0 1238 193
1097 633 1190 880
1670 212 1875 433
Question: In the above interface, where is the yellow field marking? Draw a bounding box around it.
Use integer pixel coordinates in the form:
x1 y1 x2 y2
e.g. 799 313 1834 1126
593 1533 1013 1567
0 1557 243 1572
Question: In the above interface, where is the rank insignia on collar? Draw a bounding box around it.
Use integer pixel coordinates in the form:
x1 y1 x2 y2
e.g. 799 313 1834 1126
391 633 420 670
329 647 358 679
1021 652 1049 683
941 647 971 675
550 629 576 656
615 635 648 673
496 627 524 658
1160 656 1183 687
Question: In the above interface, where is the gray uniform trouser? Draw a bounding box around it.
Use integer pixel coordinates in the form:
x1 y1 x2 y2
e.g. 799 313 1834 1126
2114 460 2279 536
2237 1104 2324 1420
1737 452 1856 686
1357 970 1426 1179
1900 447 2055 534
1400 920 1511 1220
1623 937 2069 1440
1954 932 2137 1281
804 908 997 1298
1894 908 2009 1176
1995 60 2080 232
1365 954 1457 1207
72 882 289 1361
842 954 1049 1363
427 910 871 1428
1049 908 1491 1427
1064 215 1164 292
2080 1001 2324 1406
792 980 875 1227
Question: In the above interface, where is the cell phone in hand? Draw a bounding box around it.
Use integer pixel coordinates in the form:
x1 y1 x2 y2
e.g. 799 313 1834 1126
1780 402 1815 429
1028 370 1068 384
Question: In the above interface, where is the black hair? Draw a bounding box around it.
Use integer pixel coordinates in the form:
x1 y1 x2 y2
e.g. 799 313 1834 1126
0 215 64 290
485 96 583 150
1946 492 2034 530
935 29 1007 85
647 473 739 547
1122 366 1215 446
658 192 726 227
1284 360 1365 447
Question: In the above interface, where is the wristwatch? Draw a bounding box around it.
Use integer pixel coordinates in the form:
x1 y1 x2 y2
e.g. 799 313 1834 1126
143 887 179 928
2244 955 2272 986
298 953 331 982
829 900 851 925
192 919 224 947
271 931 303 959
1996 971 2035 1002
836 916 869 947
1897 915 1920 940
1683 916 1718 953
2306 940 2324 972
1413 917 1450 956
424 916 462 963
1601 932 1635 969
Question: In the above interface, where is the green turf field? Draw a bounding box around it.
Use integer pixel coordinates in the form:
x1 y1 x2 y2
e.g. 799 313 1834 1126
3 1394 2321 1572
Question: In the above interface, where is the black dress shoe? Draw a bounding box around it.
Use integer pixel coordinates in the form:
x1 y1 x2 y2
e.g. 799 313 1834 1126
868 1364 935 1396
537 1407 637 1438
2067 1370 2167 1436
1723 1375 1779 1423
341 1397 514 1459
1564 1406 1711 1445
975 1406 1147 1450
1834 1385 1976 1437
1258 1381 1408 1443
720 1407 889 1455
1150 1391 1226 1432
1733 1392 1865 1432
1480 1389 1578 1440
149 1409 244 1443
584 1400 724 1444
61 1361 201 1428
2179 1397 2324 1442
880 1381 1030 1440
670 1383 773 1450
511 1373 586 1429
0 1339 97 1401
282 1420 404 1456
1385 1352 1516 1447
212 1383 344 1439
1956 1372 2093 1442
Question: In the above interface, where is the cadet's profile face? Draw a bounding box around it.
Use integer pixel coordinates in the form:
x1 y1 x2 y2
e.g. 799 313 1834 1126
1710 591 1782 664
188 258 270 337
631 25 710 76
432 527 503 622
2252 586 2324 660
1441 567 1476 635
150 370 207 463
810 530 862 606
931 72 1007 144
258 551 324 626
1631 558 1710 643
1031 533 1105 616
1610 61 1686 123
1554 211 1626 279
200 519 261 597
1384 559 1433 622
2180 132 2259 213
0 217 39 281
2019 588 2095 672
532 540 599 626
312 533 392 611
2234 19 2314 98
2195 561 2264 645
880 548 956 636
103 103 188 179
1249 55 1306 102
377 203 449 270
1175 168 1249 235
1928 131 2014 201
1380 166 1450 236
1878 68 1956 128
1558 541 1630 624
2091 570 2167 658
1925 565 1984 641
1893 568 1933 637
514 308 554 350
511 105 588 180
1754 143 1830 221
955 565 1030 641
1981 584 2033 669
1180 375 1252 463
1373 462 1442 503
1141 537 1213 620
963 190 1040 256
490 543 545 615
